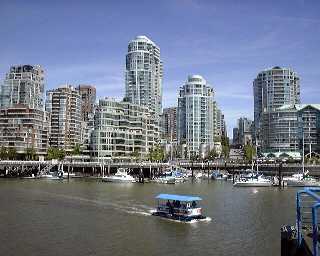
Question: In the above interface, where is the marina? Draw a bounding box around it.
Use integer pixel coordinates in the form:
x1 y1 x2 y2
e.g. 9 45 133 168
0 177 300 256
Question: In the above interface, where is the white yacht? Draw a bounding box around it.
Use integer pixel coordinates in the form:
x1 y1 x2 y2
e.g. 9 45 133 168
283 171 320 187
39 173 63 180
195 172 203 179
62 172 76 178
283 135 320 187
102 168 135 183
233 174 273 187
153 176 176 184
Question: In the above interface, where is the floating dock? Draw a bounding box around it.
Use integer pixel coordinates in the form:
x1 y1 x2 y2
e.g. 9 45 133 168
282 187 320 255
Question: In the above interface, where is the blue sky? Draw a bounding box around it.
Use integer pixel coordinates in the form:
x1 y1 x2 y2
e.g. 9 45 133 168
1 0 320 136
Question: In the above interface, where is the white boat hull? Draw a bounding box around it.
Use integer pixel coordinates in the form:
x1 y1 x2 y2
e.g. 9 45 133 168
285 180 320 187
233 181 272 187
102 177 135 183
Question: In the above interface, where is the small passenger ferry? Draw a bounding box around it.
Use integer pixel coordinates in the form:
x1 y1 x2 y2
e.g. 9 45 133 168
151 194 209 222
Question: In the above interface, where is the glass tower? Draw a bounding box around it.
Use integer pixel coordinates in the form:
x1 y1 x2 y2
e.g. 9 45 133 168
125 35 163 121
177 75 215 157
253 66 300 140
0 65 44 110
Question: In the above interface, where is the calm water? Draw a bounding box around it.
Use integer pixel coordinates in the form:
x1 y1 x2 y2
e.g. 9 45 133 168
0 178 298 256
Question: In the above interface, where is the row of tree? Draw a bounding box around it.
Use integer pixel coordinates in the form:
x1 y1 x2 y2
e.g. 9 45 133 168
0 139 232 162
0 144 83 161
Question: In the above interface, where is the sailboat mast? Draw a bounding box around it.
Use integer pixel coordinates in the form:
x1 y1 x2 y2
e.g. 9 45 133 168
302 131 305 174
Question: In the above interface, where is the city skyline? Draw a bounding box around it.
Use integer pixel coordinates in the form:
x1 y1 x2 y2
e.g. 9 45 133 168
1 1 320 135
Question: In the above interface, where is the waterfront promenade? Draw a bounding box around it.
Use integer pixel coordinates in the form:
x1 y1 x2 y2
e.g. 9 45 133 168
1 160 320 177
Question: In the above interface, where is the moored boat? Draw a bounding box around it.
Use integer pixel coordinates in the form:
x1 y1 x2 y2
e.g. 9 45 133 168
153 176 176 184
151 194 209 222
233 174 273 187
62 172 76 178
39 172 63 180
211 170 227 180
102 168 135 183
283 171 320 187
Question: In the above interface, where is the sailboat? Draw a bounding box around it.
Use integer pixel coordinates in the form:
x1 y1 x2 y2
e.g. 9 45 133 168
283 135 320 187
233 155 272 187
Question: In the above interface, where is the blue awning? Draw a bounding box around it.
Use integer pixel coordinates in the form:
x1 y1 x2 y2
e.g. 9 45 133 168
155 194 202 202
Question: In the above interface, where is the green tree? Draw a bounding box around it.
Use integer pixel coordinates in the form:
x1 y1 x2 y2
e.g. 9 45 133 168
25 147 36 160
243 144 256 162
0 146 7 160
190 153 199 161
207 148 218 161
221 136 230 158
148 145 164 162
7 147 17 160
47 147 66 160
57 149 66 160
130 149 140 161
72 144 82 155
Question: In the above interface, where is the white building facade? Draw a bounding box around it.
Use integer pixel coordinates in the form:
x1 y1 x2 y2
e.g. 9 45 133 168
125 35 163 122
91 98 160 160
177 75 215 157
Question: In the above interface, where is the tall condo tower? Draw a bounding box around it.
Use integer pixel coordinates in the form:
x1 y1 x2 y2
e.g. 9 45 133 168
253 66 300 138
125 35 163 121
0 65 44 110
177 75 215 157
45 85 82 151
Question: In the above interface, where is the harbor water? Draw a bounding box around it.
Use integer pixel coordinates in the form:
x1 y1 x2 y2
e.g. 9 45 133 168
0 179 298 256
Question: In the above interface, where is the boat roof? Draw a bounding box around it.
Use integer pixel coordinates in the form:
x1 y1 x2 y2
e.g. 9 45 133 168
156 194 202 202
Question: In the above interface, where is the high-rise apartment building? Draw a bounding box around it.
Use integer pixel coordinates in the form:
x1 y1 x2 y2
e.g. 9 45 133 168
215 107 227 138
253 66 300 140
125 35 163 121
45 85 82 151
262 104 320 155
0 65 44 110
234 117 253 146
77 85 96 122
233 128 240 145
0 64 48 159
177 75 215 157
91 98 159 159
162 107 177 142
0 106 50 158
77 85 96 152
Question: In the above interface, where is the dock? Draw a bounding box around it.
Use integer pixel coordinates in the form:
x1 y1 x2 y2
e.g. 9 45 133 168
282 187 320 256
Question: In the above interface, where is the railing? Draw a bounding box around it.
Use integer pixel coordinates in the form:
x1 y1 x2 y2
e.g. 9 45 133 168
297 187 320 255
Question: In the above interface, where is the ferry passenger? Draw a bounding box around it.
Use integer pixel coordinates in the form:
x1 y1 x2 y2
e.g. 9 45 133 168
192 201 197 208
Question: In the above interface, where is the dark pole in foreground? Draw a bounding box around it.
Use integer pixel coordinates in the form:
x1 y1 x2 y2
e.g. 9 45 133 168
232 163 235 184
278 162 282 188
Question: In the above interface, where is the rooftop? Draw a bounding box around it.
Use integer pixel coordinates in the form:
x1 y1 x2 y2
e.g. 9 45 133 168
156 194 202 202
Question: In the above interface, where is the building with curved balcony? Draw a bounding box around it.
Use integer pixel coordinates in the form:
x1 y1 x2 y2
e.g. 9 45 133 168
90 98 160 160
177 75 215 157
253 66 300 142
0 65 44 110
125 35 163 123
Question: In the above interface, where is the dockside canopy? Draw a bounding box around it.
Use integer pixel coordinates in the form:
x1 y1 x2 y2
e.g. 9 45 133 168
156 194 202 202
